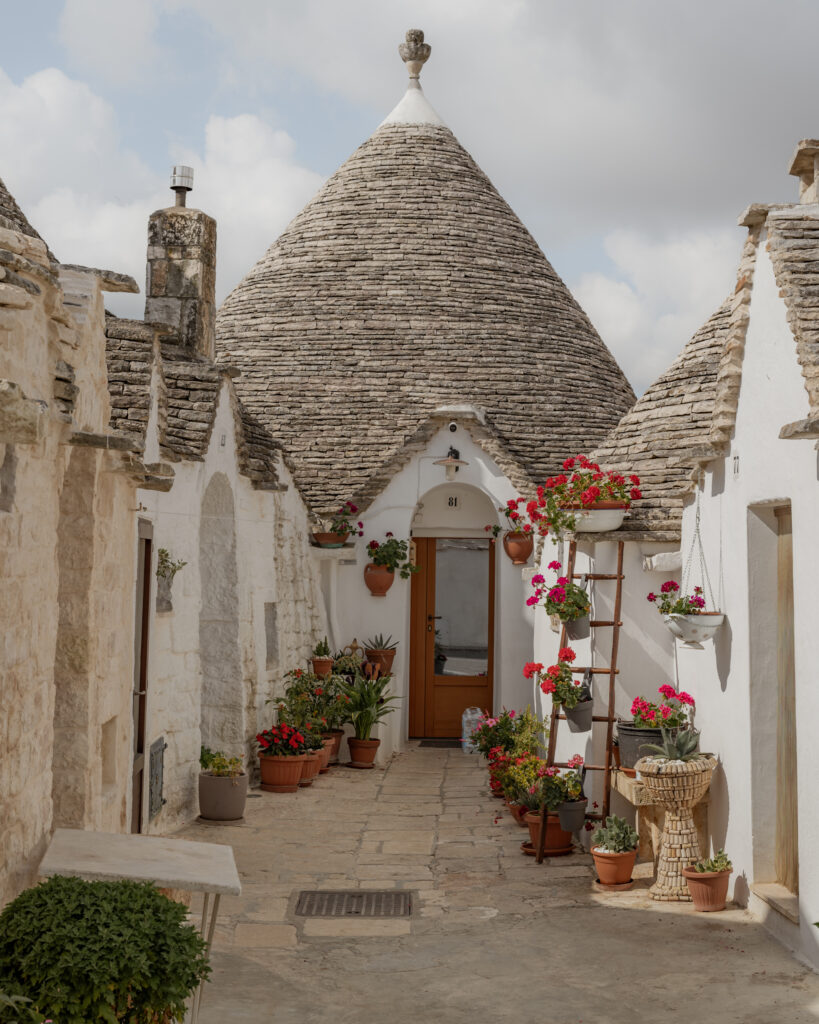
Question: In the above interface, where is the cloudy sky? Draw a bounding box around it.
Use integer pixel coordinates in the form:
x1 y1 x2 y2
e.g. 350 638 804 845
1 0 815 392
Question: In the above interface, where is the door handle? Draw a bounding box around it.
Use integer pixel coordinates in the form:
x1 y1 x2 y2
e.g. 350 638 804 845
427 615 442 620
133 690 147 696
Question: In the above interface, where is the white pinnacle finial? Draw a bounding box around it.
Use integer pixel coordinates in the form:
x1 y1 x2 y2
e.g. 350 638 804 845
399 29 431 86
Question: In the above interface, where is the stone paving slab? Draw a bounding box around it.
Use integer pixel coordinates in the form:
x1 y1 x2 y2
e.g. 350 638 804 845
178 745 819 1024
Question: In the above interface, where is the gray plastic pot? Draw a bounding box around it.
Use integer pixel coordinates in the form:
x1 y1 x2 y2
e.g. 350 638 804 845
564 614 590 641
198 772 248 821
565 698 594 733
558 797 588 832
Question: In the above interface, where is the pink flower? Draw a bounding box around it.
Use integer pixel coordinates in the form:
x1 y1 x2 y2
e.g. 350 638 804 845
526 595 539 607
660 580 680 594
678 691 695 707
548 560 562 571
660 704 671 719
568 754 584 768
531 574 545 585
647 592 657 602
508 709 516 718
658 684 676 699
556 576 568 586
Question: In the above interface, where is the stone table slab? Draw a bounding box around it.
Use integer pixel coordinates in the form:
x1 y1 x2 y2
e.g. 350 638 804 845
40 828 241 895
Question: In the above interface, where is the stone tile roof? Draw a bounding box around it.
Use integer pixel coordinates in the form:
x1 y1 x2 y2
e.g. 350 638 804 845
159 353 222 462
216 121 635 513
0 175 55 261
592 299 733 541
104 317 156 450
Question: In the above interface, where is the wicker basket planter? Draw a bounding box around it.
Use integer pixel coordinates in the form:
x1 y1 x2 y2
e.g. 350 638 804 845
635 755 716 901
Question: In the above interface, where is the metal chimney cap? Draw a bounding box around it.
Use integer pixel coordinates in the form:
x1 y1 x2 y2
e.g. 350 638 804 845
170 165 194 192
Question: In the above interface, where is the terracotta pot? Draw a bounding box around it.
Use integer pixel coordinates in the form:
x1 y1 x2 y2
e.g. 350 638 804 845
502 531 534 565
198 772 248 821
507 801 529 827
298 751 322 786
682 866 732 912
324 729 344 762
592 847 637 886
348 737 380 767
311 656 334 678
259 754 306 794
318 738 335 774
364 563 395 596
364 648 396 673
312 531 349 548
524 811 573 856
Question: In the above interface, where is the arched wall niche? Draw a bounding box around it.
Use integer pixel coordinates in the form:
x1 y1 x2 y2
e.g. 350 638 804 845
411 482 499 538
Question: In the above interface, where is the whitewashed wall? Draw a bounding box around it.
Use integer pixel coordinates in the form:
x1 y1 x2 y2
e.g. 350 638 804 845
674 241 819 968
329 425 536 760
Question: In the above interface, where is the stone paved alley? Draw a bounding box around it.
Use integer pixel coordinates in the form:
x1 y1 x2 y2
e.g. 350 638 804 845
181 747 819 1023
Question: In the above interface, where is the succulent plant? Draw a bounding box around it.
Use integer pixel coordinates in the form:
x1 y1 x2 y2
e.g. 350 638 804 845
312 637 331 657
640 727 709 762
691 849 732 873
591 815 638 853
365 634 398 651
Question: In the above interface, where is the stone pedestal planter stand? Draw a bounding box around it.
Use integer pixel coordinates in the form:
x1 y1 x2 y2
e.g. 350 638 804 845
635 756 716 901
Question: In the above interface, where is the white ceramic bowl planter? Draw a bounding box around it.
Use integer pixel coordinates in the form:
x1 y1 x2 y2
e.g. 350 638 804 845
663 612 724 650
568 505 627 533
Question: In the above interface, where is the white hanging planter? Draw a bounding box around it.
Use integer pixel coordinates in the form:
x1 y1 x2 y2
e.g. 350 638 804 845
563 503 628 533
663 612 724 650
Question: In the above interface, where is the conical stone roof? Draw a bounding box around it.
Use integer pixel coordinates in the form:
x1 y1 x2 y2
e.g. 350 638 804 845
216 32 635 513
0 175 53 257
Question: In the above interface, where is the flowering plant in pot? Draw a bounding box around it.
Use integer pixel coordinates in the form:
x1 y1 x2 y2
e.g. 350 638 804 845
502 752 545 825
514 765 575 856
199 746 247 821
527 559 591 639
364 633 399 674
617 685 695 769
338 664 400 767
256 722 309 793
556 754 588 832
311 636 333 677
647 581 724 648
364 534 417 595
313 501 364 547
591 815 639 887
527 647 594 731
486 498 535 564
534 455 641 540
682 849 733 912
470 708 520 759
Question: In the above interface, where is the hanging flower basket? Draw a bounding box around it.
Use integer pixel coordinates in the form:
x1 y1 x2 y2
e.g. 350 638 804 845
527 560 590 637
564 613 590 640
559 501 629 533
564 697 594 733
663 613 725 649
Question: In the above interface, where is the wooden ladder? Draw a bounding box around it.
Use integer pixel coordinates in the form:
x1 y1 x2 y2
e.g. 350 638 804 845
536 539 625 864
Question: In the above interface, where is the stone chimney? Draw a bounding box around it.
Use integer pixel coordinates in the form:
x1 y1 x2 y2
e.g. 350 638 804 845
788 139 819 204
145 166 216 359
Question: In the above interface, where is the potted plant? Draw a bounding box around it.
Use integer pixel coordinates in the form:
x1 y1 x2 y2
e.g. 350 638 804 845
527 648 594 732
510 763 574 857
364 534 417 595
556 754 588 832
647 581 724 648
298 724 325 786
338 665 400 767
531 455 641 540
199 746 248 821
591 815 639 887
616 685 696 769
312 501 364 547
683 849 733 912
528 559 591 639
311 636 333 677
635 729 717 901
364 633 398 673
486 498 535 564
256 722 309 793
0 875 209 1021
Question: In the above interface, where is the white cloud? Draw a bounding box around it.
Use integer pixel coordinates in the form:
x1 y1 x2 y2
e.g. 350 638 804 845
0 65 324 318
573 229 740 394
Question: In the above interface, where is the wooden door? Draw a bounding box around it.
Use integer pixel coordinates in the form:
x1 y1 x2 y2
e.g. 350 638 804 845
131 529 152 833
409 537 495 737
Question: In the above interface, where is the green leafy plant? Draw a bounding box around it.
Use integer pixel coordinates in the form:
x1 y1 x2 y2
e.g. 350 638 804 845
366 536 417 578
0 992 45 1024
338 667 400 740
312 637 331 657
156 548 187 582
646 581 707 615
691 849 732 873
365 634 397 651
592 815 638 853
320 501 364 537
0 876 209 1023
641 728 709 762
199 747 243 779
528 560 590 621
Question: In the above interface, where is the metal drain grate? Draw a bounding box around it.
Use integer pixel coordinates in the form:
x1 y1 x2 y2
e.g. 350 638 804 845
295 890 412 918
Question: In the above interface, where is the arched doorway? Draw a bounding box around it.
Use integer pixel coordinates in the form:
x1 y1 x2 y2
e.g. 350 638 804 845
199 473 243 753
409 483 498 737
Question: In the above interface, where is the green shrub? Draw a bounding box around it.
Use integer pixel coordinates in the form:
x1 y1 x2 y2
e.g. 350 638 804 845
0 875 210 1023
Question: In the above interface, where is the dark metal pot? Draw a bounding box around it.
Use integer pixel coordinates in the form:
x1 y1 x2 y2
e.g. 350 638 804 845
564 614 591 641
616 724 668 768
558 797 588 832
565 698 594 733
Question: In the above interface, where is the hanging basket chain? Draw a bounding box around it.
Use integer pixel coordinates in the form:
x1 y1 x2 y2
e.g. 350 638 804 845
681 492 718 611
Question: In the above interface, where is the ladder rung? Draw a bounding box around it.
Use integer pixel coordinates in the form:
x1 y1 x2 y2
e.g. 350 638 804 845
571 573 624 580
571 667 618 675
584 811 603 821
554 714 616 723
553 762 610 771
589 620 622 627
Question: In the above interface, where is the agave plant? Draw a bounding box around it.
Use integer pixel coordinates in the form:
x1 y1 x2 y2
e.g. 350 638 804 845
365 634 398 651
640 727 710 762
